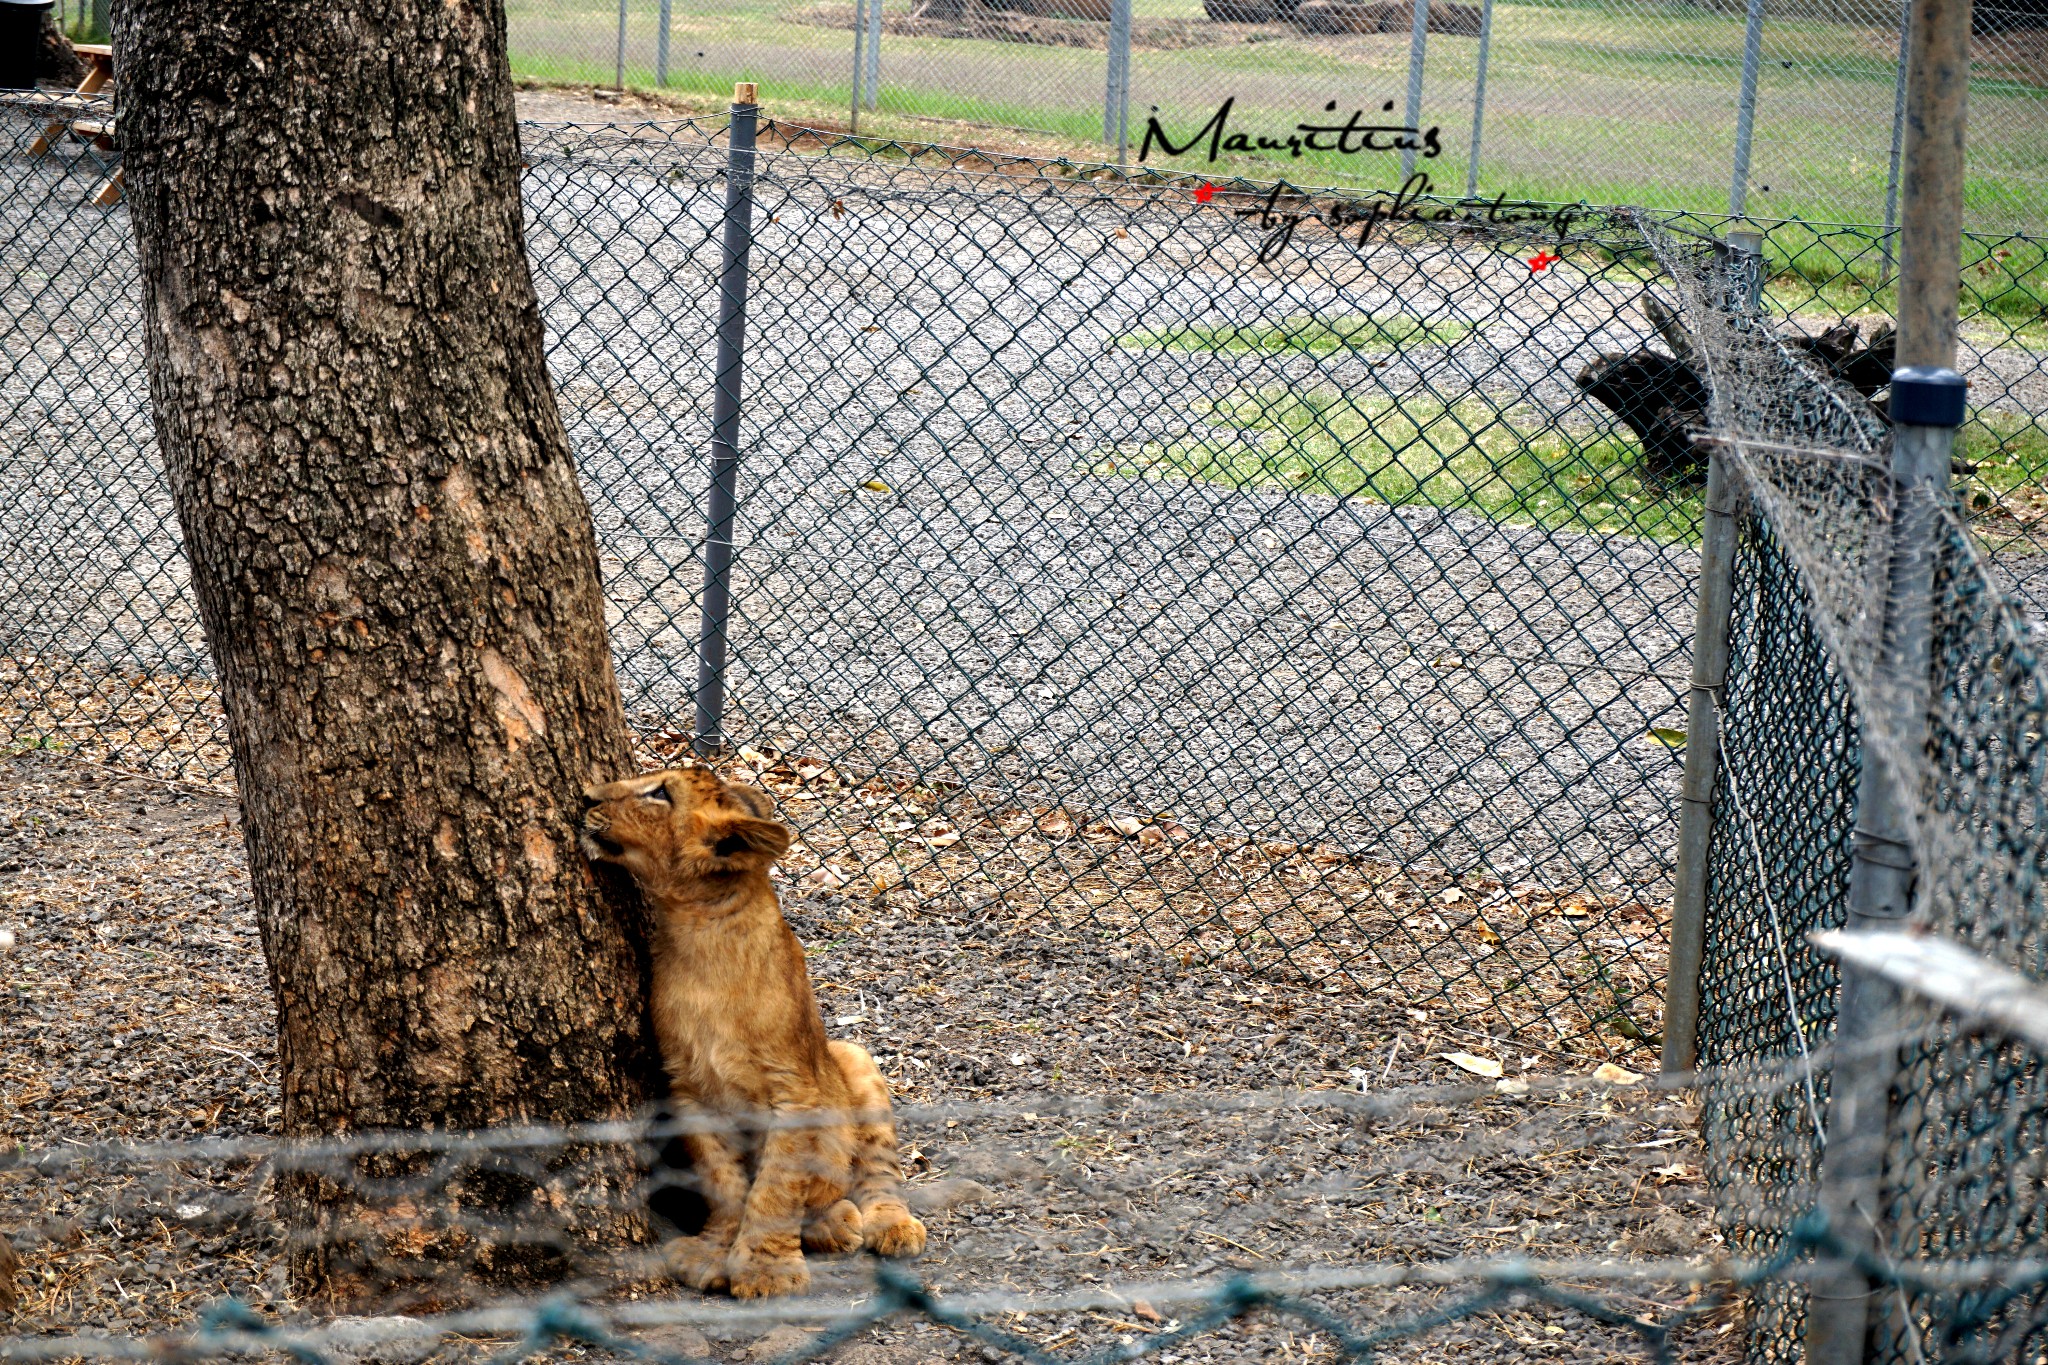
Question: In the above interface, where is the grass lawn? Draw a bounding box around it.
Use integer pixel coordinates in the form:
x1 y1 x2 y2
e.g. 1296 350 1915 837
1107 385 1704 543
1752 224 2048 346
1119 312 1474 356
507 0 2046 232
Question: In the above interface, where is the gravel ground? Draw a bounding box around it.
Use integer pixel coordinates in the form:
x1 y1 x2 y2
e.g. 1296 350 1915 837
0 749 1744 1365
14 96 2042 1067
3 105 1699 924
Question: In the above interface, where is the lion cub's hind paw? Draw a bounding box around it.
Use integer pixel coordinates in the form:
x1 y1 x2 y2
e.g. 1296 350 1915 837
802 1199 864 1255
862 1207 927 1259
665 1235 733 1293
727 1250 811 1299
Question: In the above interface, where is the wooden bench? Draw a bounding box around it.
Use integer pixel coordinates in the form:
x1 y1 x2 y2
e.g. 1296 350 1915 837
28 43 121 206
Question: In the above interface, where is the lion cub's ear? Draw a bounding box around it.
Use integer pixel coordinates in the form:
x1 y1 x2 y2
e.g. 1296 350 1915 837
704 809 793 869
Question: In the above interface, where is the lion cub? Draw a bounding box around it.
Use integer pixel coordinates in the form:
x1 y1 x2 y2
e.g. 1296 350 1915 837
580 767 926 1298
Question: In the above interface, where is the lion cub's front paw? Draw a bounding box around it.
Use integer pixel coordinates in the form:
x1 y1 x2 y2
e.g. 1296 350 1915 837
802 1199 864 1255
665 1233 734 1293
726 1248 811 1299
862 1207 927 1259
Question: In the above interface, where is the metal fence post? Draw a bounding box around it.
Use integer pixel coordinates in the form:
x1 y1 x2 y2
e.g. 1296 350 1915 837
850 0 866 131
1463 0 1494 200
1804 0 1971 1357
694 84 760 759
1662 227 1763 1077
1105 0 1133 161
864 0 882 110
614 0 629 90
1728 0 1765 217
1880 0 1911 283
657 0 672 86
1400 0 1428 183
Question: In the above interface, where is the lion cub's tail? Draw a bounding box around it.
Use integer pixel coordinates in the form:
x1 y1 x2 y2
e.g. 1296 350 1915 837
826 1039 927 1258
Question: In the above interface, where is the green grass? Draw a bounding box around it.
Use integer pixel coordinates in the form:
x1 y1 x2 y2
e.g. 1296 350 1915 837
1106 387 1703 542
507 0 2048 229
1750 224 2048 343
1952 414 2048 557
502 0 2046 231
1119 312 1472 357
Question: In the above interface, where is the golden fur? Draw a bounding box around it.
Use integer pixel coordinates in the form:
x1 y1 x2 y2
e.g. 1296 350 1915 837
580 767 925 1298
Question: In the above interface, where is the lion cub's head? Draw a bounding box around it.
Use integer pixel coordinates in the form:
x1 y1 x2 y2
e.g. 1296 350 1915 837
580 767 793 888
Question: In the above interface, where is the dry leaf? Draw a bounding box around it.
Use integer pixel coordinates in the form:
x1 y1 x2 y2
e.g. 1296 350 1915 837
1441 1051 1504 1079
1652 1161 1702 1183
1131 1300 1163 1324
1439 887 1465 905
1109 815 1144 836
1494 1078 1530 1096
1647 726 1687 748
919 831 961 848
1592 1062 1644 1086
859 479 890 493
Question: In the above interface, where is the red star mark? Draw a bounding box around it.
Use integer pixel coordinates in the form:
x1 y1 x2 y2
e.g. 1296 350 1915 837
1193 182 1216 203
1528 250 1561 272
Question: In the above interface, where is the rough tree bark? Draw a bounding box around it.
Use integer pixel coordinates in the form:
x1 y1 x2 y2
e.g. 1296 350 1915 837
112 0 660 1303
37 12 88 86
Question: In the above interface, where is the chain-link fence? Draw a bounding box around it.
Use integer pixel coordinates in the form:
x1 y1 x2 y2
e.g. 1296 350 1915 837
1645 204 2048 1362
3 102 2046 1066
9 84 2048 1365
512 0 2048 233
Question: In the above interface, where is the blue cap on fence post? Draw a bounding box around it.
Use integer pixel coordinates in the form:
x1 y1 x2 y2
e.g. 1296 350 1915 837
1889 366 1967 427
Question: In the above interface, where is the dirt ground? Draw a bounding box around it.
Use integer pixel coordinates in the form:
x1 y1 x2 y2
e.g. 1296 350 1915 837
0 749 1741 1364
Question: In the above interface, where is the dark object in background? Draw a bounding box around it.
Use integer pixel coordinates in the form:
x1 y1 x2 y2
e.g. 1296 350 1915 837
37 6 86 86
1974 0 2048 32
0 0 57 89
1784 320 1898 420
1575 346 1712 488
646 1122 712 1237
1575 299 1900 490
1290 0 1480 33
1203 0 1281 20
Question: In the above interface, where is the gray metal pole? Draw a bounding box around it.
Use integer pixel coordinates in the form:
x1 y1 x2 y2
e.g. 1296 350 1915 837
657 0 672 86
1728 0 1765 217
1464 0 1494 200
864 0 882 110
615 0 628 90
850 0 866 131
695 84 760 759
1804 0 1972 1356
1662 229 1764 1078
1880 0 1911 283
1401 0 1429 183
1106 0 1133 160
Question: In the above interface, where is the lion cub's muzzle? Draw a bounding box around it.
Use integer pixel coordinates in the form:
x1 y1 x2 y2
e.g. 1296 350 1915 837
579 804 627 861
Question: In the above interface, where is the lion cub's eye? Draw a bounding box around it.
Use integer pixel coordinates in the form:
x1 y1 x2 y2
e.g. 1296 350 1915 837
639 787 672 805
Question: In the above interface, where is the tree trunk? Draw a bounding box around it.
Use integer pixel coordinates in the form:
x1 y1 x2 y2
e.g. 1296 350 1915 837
37 12 87 86
112 0 660 1304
